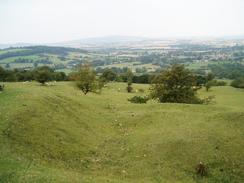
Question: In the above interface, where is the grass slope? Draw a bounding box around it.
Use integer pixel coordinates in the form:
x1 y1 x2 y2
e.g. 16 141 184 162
0 82 243 183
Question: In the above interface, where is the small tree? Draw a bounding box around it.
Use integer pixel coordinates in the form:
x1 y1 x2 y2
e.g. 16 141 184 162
5 63 10 69
127 81 133 93
53 72 67 81
205 72 214 91
150 64 202 104
33 62 38 68
126 69 133 93
205 81 212 91
34 66 53 85
206 72 215 82
0 66 6 82
100 69 117 82
75 65 97 95
125 69 133 83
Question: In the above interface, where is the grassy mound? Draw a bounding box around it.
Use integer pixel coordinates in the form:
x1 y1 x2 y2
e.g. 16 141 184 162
0 82 243 182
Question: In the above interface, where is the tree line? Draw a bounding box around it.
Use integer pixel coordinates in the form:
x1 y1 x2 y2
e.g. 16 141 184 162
0 66 67 83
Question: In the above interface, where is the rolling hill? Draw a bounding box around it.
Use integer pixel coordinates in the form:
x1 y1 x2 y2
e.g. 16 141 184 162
0 82 243 182
0 46 88 72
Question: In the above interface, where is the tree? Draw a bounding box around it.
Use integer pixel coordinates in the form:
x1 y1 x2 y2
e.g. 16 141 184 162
34 66 53 85
150 64 202 104
205 72 215 91
5 63 10 69
100 69 117 82
33 62 38 68
75 65 97 95
125 69 133 93
125 69 133 83
205 81 212 91
127 81 133 93
53 72 67 81
206 72 215 81
0 66 6 82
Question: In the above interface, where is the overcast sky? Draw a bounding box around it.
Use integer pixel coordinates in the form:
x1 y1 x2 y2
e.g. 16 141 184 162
0 0 244 44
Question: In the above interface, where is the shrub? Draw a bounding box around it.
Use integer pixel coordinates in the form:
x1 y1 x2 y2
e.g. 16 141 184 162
206 80 227 91
100 69 117 82
214 80 227 86
0 84 4 91
128 96 149 103
127 81 133 93
196 162 207 177
231 78 244 88
138 88 145 93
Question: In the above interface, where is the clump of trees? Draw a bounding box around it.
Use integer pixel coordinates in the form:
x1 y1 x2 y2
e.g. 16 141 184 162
74 65 103 95
231 77 244 88
208 63 244 79
150 64 203 104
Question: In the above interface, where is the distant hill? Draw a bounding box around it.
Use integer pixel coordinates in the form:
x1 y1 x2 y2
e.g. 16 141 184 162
0 46 87 59
51 35 151 48
0 46 88 72
0 36 151 49
0 43 34 49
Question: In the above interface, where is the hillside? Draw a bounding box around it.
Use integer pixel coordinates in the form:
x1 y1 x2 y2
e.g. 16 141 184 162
0 46 88 72
0 82 243 182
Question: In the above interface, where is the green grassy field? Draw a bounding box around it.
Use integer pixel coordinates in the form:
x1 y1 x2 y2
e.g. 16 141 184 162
0 82 243 183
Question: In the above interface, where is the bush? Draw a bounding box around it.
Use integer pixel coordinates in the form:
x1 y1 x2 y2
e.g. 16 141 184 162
210 80 227 86
100 69 117 82
127 82 133 93
231 78 244 88
206 80 227 91
214 80 227 86
138 88 145 93
0 84 4 91
128 96 149 103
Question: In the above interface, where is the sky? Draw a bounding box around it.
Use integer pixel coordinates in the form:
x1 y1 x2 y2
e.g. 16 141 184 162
0 0 244 44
